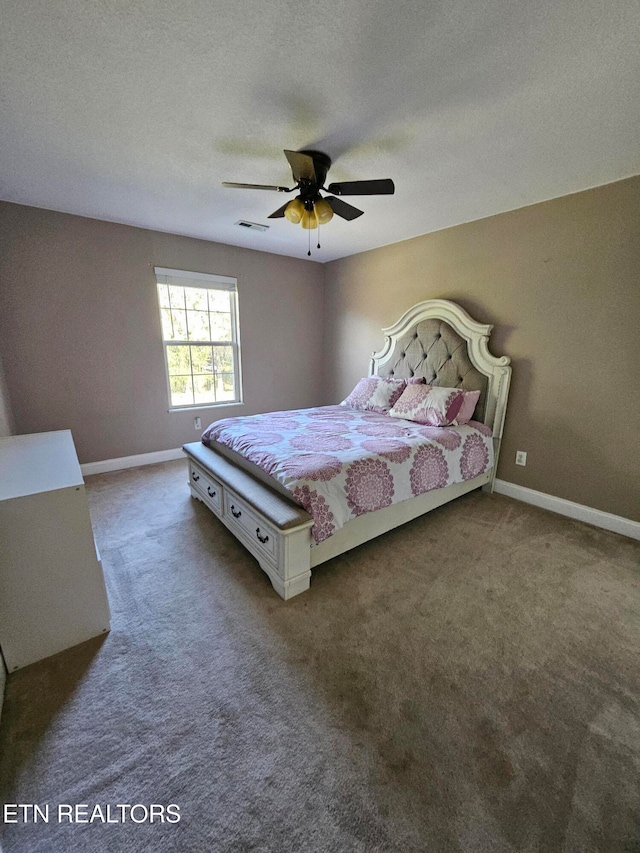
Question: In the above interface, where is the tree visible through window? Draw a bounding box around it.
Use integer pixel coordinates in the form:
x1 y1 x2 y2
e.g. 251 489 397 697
154 267 241 408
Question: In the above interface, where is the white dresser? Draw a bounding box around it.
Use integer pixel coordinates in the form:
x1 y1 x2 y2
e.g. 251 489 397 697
0 430 110 671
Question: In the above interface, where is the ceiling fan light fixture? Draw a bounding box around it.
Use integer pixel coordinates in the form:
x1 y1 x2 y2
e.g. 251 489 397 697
301 208 318 230
284 197 304 224
314 197 334 225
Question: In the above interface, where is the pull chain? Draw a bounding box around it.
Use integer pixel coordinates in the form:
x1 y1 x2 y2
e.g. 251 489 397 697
307 227 311 257
317 221 321 250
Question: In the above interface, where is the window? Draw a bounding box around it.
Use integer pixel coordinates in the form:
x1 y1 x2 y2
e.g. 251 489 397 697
154 267 242 409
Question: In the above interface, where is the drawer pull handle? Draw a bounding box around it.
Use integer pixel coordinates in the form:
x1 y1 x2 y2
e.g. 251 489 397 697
256 528 269 544
207 486 216 498
192 472 200 482
230 505 242 518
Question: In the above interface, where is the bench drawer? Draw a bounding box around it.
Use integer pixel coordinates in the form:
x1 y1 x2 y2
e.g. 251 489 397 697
224 490 277 562
189 461 222 513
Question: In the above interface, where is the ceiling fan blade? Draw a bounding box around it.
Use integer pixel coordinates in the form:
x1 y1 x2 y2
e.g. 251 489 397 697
284 150 316 183
327 178 395 196
222 182 290 191
267 202 290 219
326 196 364 221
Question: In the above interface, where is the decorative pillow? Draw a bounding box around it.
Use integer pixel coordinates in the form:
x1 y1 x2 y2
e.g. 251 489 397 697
406 376 425 385
340 376 406 413
455 390 481 425
388 384 465 426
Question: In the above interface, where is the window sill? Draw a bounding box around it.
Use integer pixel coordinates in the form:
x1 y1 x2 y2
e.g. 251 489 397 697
168 402 244 413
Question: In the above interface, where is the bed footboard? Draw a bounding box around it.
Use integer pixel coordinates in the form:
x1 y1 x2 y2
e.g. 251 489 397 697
183 442 314 600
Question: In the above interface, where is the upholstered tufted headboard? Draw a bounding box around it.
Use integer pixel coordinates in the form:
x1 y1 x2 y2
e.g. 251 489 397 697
370 299 511 485
374 317 490 422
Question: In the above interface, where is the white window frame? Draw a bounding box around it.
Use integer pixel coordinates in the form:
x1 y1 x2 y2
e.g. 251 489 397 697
154 266 243 411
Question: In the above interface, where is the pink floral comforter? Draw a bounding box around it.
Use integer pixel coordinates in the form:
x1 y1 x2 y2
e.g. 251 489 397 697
202 405 494 544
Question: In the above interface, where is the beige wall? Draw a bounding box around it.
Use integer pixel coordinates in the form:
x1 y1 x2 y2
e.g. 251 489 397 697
0 203 325 463
323 176 640 523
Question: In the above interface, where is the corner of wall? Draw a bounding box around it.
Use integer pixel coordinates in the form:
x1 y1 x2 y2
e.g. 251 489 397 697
0 350 16 437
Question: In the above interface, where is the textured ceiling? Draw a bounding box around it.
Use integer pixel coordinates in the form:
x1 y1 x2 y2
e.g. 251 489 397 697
1 0 639 263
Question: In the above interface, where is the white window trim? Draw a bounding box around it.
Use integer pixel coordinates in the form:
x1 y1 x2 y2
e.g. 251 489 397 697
154 267 243 411
155 267 237 287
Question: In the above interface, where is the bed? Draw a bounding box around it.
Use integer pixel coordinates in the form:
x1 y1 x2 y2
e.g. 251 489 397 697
183 299 511 599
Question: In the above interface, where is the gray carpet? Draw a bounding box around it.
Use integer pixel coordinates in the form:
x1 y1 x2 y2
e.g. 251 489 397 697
1 459 639 853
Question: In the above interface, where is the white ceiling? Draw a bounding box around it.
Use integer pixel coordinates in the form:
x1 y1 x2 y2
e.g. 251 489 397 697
1 0 639 263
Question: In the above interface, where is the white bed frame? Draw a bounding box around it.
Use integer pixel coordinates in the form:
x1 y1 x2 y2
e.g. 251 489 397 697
183 299 511 600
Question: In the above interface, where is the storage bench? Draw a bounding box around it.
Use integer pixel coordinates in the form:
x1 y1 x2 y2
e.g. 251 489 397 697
183 442 314 600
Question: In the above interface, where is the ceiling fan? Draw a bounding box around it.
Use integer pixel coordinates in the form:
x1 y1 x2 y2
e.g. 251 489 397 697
222 149 395 255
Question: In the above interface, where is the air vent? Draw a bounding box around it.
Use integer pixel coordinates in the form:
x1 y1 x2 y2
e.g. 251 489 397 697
235 220 269 232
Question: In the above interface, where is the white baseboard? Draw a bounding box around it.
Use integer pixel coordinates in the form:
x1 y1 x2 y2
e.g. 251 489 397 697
81 447 184 476
494 479 640 541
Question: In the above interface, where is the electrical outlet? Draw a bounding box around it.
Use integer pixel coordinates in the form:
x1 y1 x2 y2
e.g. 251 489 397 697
515 450 527 466
194 417 202 430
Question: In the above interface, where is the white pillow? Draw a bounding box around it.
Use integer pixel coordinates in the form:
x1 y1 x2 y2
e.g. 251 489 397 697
340 376 406 414
388 384 465 426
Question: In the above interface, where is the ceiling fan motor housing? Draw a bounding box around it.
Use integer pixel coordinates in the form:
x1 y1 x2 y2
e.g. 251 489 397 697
297 150 331 197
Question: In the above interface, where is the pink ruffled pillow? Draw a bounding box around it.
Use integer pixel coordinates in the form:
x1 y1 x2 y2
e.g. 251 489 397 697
388 384 465 426
456 390 481 425
341 376 406 414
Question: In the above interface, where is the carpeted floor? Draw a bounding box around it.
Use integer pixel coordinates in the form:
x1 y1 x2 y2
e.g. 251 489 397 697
1 459 639 852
